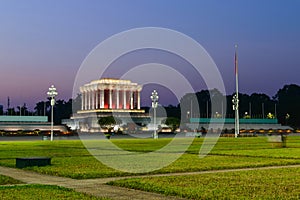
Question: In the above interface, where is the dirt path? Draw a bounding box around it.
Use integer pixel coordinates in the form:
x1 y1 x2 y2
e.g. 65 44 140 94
1 164 300 199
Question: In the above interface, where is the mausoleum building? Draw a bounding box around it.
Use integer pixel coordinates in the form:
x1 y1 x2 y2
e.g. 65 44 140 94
64 78 149 132
79 78 142 112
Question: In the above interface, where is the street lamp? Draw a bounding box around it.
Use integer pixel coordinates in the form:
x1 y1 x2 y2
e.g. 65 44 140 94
232 94 239 138
47 85 58 141
150 90 159 139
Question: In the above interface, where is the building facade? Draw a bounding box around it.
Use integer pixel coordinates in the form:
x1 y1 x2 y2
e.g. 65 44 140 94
79 78 142 112
65 78 149 132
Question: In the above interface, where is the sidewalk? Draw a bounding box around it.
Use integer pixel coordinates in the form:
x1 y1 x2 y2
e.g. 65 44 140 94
1 164 300 199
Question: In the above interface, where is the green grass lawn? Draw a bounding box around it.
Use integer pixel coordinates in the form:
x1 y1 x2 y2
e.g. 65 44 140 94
0 175 107 199
0 175 23 185
0 136 299 199
0 184 109 200
0 137 299 179
108 167 300 199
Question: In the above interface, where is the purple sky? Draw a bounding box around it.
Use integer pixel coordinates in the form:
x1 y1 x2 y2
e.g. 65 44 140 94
0 0 300 110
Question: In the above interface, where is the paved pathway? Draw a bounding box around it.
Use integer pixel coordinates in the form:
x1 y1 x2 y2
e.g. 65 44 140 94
0 166 184 200
1 164 300 199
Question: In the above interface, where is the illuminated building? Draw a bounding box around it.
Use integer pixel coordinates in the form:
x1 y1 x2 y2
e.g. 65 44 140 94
65 78 149 132
79 78 143 113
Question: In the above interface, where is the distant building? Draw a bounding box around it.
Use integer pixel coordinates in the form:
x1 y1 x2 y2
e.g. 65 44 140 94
63 78 151 132
0 116 67 133
79 78 143 112
0 105 3 115
80 78 142 111
187 118 292 133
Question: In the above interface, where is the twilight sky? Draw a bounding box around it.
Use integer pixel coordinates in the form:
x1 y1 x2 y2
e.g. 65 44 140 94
0 0 300 110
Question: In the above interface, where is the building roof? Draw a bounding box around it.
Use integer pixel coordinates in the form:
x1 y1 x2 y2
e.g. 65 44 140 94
0 116 48 123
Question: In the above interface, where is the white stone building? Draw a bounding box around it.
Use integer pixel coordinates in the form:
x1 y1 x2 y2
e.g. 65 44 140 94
64 78 150 132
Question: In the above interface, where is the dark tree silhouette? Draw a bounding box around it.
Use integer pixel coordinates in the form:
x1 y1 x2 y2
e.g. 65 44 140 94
17 103 28 116
98 116 122 134
53 99 72 124
34 101 49 116
72 94 82 113
274 84 300 127
164 117 180 132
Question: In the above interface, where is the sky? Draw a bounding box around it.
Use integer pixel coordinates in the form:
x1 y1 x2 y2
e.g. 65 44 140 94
0 0 300 110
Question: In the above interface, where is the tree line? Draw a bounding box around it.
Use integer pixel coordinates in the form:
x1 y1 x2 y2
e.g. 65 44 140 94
1 84 299 128
180 84 300 128
0 95 81 125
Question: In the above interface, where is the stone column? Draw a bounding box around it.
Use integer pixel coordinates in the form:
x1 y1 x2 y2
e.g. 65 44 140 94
95 89 99 109
98 89 101 109
116 89 119 109
100 89 104 109
109 89 112 109
81 91 84 110
137 91 140 110
130 90 133 109
91 89 95 110
123 90 127 109
85 90 88 110
88 90 91 110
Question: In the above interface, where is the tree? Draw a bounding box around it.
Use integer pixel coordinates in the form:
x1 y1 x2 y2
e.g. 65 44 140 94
7 107 15 115
98 116 122 133
274 84 300 127
180 89 226 119
248 93 275 118
164 117 180 132
165 105 181 119
34 101 48 116
52 99 73 124
17 103 28 116
72 94 82 113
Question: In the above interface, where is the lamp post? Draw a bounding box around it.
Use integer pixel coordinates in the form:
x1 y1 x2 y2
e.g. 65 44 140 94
47 85 58 141
232 94 239 138
233 45 240 138
151 90 159 139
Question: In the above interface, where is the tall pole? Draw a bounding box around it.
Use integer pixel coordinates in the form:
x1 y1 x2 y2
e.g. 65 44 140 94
262 103 265 119
7 97 10 116
44 102 46 116
51 99 54 141
154 105 156 138
221 101 224 118
233 45 239 138
151 90 159 139
275 103 277 118
249 102 252 118
206 101 209 118
190 99 193 118
47 85 58 141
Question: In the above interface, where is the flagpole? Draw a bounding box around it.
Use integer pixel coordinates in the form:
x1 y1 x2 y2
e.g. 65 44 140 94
234 44 239 138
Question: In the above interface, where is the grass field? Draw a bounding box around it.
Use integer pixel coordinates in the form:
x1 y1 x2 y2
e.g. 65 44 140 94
108 167 300 199
0 184 108 200
0 136 299 199
0 175 107 199
0 174 22 185
0 136 299 179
